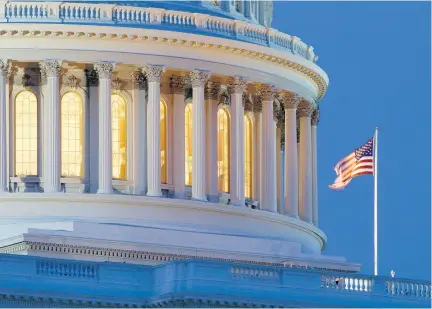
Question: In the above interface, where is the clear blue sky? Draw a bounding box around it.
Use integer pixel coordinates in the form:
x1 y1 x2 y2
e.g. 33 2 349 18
273 1 431 281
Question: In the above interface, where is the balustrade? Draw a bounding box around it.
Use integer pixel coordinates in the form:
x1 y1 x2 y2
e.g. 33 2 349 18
385 280 432 299
321 274 373 292
0 1 317 62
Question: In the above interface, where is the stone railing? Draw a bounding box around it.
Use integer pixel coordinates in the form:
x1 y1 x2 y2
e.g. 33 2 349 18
0 1 318 62
385 279 432 299
321 274 373 292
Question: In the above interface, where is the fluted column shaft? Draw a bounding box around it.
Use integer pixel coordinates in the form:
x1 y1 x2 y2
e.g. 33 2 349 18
298 99 314 223
311 109 320 226
171 76 186 199
276 122 282 214
40 60 62 193
281 92 300 218
190 70 210 201
132 72 147 195
143 65 164 197
259 85 277 212
94 62 115 194
253 106 261 200
205 81 220 202
229 77 247 206
0 60 9 193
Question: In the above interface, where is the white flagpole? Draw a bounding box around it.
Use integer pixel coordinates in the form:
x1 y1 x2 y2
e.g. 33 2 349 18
374 127 379 276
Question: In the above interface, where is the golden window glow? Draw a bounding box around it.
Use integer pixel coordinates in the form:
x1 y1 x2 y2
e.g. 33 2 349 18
160 100 167 184
111 94 127 180
217 108 230 193
61 92 84 177
15 91 38 176
185 103 193 186
244 115 253 198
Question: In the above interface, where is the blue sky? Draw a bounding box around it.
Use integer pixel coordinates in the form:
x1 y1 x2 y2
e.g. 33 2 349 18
273 1 431 281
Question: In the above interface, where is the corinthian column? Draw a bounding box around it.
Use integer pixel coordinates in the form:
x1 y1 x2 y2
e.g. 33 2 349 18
0 60 9 193
205 81 221 202
132 71 147 195
298 99 315 223
259 85 277 213
94 62 115 194
171 75 186 199
280 91 300 218
311 108 320 226
228 76 248 206
40 60 63 193
143 65 164 197
190 70 210 201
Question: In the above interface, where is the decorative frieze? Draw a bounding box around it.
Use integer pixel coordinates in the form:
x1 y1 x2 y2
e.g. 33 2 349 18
297 98 315 118
227 76 248 94
189 70 211 88
170 75 186 94
142 64 165 83
258 84 276 101
39 60 63 78
312 107 320 126
205 81 221 100
93 61 115 79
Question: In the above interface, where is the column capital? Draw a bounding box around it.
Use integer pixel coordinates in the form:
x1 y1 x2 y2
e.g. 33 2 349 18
297 98 315 118
311 107 320 126
227 76 248 94
189 70 211 88
170 75 186 94
131 71 147 90
94 62 115 79
40 60 63 78
0 60 10 76
278 90 301 110
143 64 165 83
257 84 276 101
252 95 262 112
205 81 221 100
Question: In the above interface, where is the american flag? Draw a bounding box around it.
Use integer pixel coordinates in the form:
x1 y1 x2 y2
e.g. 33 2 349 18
329 136 375 190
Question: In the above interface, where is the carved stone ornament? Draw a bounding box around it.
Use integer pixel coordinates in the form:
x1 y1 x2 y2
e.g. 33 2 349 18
243 93 253 111
84 69 99 86
170 75 186 94
39 60 63 78
94 62 115 79
312 107 320 126
142 64 164 83
227 76 248 94
111 76 124 91
218 89 230 106
0 59 10 75
131 71 147 90
297 98 315 118
258 84 276 101
252 95 262 112
63 74 81 89
189 70 211 88
278 90 301 110
205 81 221 100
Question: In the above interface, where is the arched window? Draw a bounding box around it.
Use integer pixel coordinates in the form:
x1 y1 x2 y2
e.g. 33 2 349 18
60 92 84 177
244 115 253 198
217 108 230 193
185 103 193 186
111 94 127 180
160 100 167 184
15 90 38 176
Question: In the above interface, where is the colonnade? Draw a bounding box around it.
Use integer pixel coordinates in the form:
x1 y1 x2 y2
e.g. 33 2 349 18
0 60 319 225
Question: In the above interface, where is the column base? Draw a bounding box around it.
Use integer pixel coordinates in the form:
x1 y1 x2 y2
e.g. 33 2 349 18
146 192 163 198
174 191 186 200
192 196 207 202
44 187 62 193
133 188 147 196
97 189 113 194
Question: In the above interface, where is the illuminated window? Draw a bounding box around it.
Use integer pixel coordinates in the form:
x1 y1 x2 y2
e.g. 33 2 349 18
60 92 83 177
244 115 253 198
160 100 167 183
15 91 38 176
111 94 127 180
217 108 230 192
185 103 193 186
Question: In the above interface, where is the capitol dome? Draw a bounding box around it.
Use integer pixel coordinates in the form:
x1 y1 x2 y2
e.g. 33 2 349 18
0 0 348 272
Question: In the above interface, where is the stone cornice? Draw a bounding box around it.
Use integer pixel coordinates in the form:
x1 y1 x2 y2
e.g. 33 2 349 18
0 25 328 99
